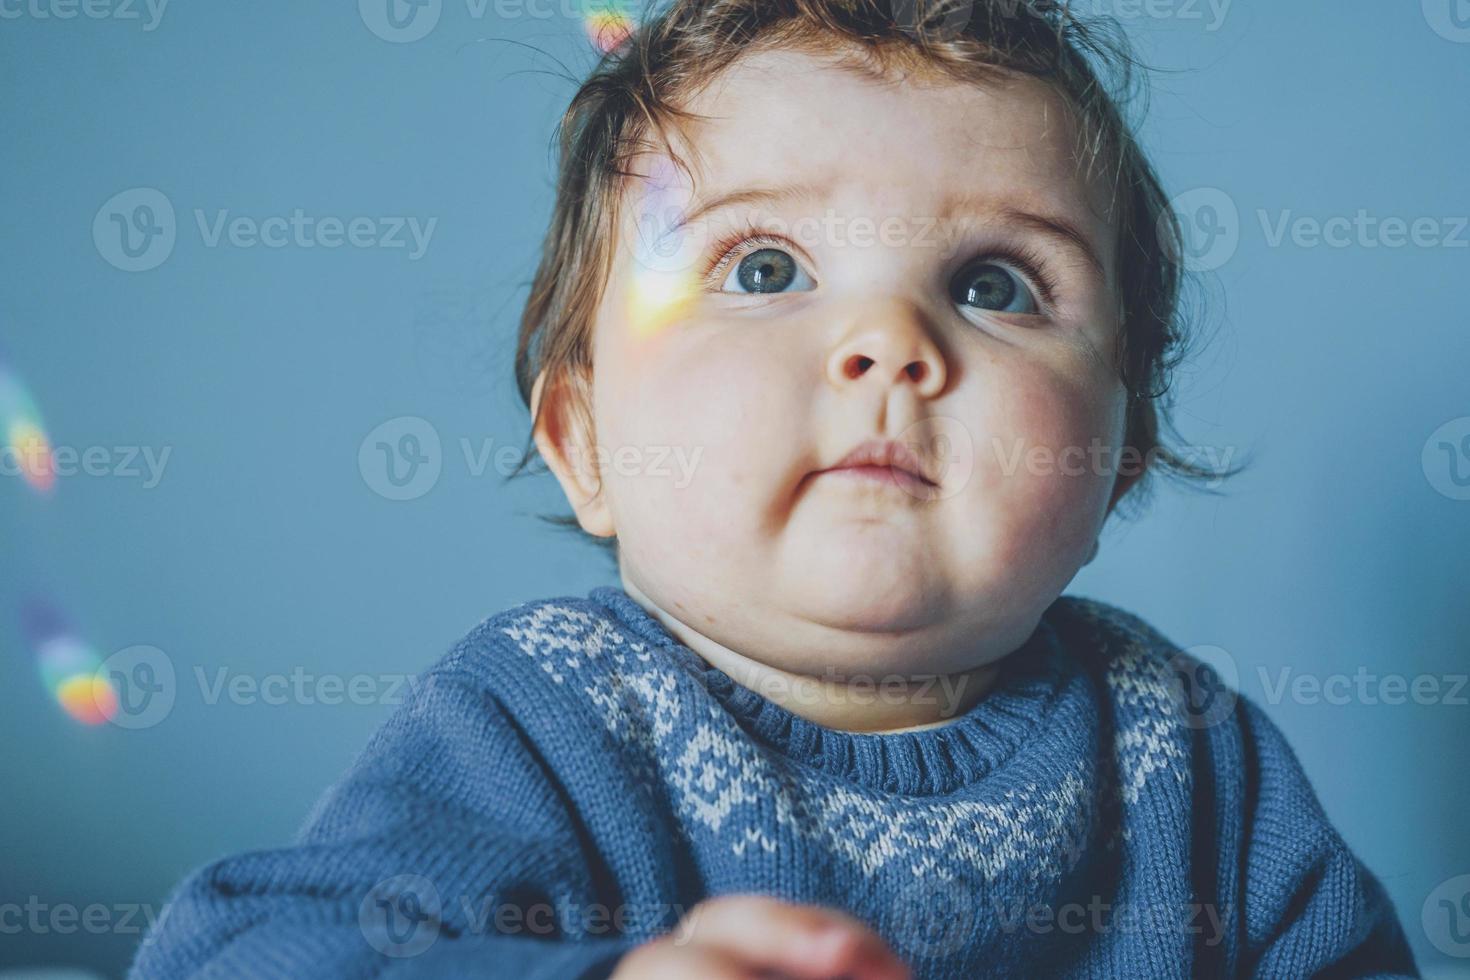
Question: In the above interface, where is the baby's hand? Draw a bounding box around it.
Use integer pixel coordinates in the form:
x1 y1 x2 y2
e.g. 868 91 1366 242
609 893 912 980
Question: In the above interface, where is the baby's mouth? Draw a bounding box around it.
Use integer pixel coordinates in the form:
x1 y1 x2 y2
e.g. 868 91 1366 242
816 463 935 490
809 437 942 498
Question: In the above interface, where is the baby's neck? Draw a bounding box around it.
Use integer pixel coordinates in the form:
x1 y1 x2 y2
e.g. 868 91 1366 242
620 580 999 734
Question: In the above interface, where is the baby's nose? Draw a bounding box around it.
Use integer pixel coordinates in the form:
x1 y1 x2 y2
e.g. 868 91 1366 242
824 299 948 398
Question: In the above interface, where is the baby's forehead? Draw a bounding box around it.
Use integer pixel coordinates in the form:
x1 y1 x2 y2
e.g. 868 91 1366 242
644 46 1117 248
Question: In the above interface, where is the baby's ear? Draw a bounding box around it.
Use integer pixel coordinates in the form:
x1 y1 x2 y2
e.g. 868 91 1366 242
530 368 616 538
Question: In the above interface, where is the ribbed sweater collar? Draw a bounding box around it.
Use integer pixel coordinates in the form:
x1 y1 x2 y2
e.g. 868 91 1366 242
588 585 1081 796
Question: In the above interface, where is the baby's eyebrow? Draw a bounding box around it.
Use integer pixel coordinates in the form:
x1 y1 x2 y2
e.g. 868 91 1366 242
671 181 1105 276
670 181 828 233
979 204 1107 277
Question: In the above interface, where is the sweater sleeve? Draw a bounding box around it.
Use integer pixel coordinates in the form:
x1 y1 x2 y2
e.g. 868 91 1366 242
1235 697 1419 979
128 665 643 980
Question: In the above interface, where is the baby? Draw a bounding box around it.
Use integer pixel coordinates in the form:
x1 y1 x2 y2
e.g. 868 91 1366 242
132 0 1418 977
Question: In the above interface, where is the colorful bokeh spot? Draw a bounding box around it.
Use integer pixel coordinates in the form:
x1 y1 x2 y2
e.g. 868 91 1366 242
0 353 56 495
585 6 634 54
8 417 56 493
56 673 120 726
23 599 118 726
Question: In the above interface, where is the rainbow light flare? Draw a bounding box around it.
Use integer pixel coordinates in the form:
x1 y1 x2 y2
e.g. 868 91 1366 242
627 262 699 339
22 599 118 726
584 5 634 54
0 354 56 495
624 154 702 340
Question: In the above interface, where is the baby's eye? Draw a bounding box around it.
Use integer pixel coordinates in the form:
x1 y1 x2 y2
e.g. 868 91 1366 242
948 259 1039 315
719 247 815 295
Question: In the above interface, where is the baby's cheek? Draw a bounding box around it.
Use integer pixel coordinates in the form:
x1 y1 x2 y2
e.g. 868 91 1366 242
602 337 794 614
978 367 1122 546
600 328 793 527
613 356 751 474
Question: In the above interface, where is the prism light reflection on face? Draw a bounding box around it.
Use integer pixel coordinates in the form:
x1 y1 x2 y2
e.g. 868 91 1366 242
623 154 705 341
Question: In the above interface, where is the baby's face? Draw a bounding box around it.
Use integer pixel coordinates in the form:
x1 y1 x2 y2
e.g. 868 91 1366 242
561 47 1133 677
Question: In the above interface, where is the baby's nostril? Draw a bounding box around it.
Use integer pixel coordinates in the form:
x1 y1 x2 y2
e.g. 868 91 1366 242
906 362 926 383
845 355 874 379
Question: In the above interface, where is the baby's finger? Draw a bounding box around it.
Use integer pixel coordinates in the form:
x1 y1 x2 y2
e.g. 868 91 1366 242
611 935 750 980
676 894 911 980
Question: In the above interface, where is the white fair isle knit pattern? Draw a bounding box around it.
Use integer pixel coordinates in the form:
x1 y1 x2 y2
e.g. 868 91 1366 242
130 588 1419 980
497 596 1188 874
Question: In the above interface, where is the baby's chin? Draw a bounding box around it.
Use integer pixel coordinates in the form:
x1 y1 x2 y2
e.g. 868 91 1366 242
635 560 1037 680
757 589 1024 681
770 528 960 629
758 543 964 643
755 544 1048 669
783 572 945 635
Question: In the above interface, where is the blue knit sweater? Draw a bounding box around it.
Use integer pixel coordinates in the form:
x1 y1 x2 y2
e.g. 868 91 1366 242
130 588 1418 979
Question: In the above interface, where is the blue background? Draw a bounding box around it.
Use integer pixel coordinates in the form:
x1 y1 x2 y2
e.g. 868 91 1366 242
2 2 1467 976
